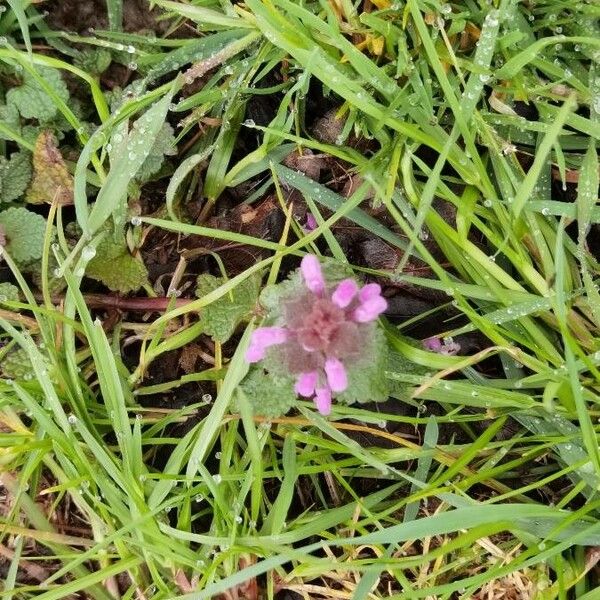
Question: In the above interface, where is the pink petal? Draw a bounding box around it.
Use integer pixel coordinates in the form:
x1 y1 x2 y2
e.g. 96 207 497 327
245 327 288 363
314 386 332 415
331 279 358 308
300 254 325 295
353 296 387 322
423 337 443 352
245 344 266 363
324 357 347 392
295 371 318 397
358 283 382 302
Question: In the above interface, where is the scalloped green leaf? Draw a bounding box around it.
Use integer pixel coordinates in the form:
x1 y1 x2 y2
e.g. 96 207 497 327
0 282 19 303
1 347 34 379
0 207 47 266
6 66 70 123
0 151 32 203
239 368 297 417
196 273 261 343
86 235 148 293
336 326 389 405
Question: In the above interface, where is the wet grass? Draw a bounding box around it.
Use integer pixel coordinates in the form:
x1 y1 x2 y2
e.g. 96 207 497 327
1 0 600 598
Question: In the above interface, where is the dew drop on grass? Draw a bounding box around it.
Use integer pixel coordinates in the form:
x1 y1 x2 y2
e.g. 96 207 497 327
234 515 243 524
68 414 78 425
202 393 212 403
82 246 96 261
213 474 222 484
130 216 142 226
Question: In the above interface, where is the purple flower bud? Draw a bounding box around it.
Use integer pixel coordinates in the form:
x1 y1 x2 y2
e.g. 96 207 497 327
295 371 318 397
300 254 325 295
423 337 442 352
324 357 347 392
331 279 358 308
423 336 460 355
314 386 332 415
304 213 318 232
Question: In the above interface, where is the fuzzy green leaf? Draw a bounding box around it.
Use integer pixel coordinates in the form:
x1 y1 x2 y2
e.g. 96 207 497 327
74 48 113 75
0 207 47 266
196 273 260 343
0 151 32 203
136 122 177 182
337 326 389 405
86 236 148 293
0 282 19 303
239 368 297 417
0 104 22 141
1 347 34 379
6 66 70 122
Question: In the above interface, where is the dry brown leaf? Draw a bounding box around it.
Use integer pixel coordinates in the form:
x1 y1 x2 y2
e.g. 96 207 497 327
26 130 74 205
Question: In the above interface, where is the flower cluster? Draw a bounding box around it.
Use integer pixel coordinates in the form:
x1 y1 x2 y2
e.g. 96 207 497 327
245 255 387 415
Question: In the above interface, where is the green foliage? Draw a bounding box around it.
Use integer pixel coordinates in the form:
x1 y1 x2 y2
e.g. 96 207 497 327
195 273 261 343
0 207 46 266
1 347 34 379
0 103 21 141
239 368 297 417
86 234 148 293
74 48 113 75
0 282 19 302
0 151 32 203
336 326 389 405
6 66 70 122
136 122 177 182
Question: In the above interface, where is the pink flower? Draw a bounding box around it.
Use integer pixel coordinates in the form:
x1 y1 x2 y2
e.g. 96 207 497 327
246 255 387 415
423 336 460 356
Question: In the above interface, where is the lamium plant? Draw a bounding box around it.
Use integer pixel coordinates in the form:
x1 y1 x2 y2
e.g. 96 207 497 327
242 255 389 417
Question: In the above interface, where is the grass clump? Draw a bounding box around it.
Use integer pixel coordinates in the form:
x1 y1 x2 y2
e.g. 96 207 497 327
0 0 599 598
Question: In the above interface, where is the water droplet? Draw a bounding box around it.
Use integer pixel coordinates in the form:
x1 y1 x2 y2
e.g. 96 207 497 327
202 393 212 403
243 119 255 127
130 216 142 226
213 474 222 484
82 246 96 261
67 414 78 425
